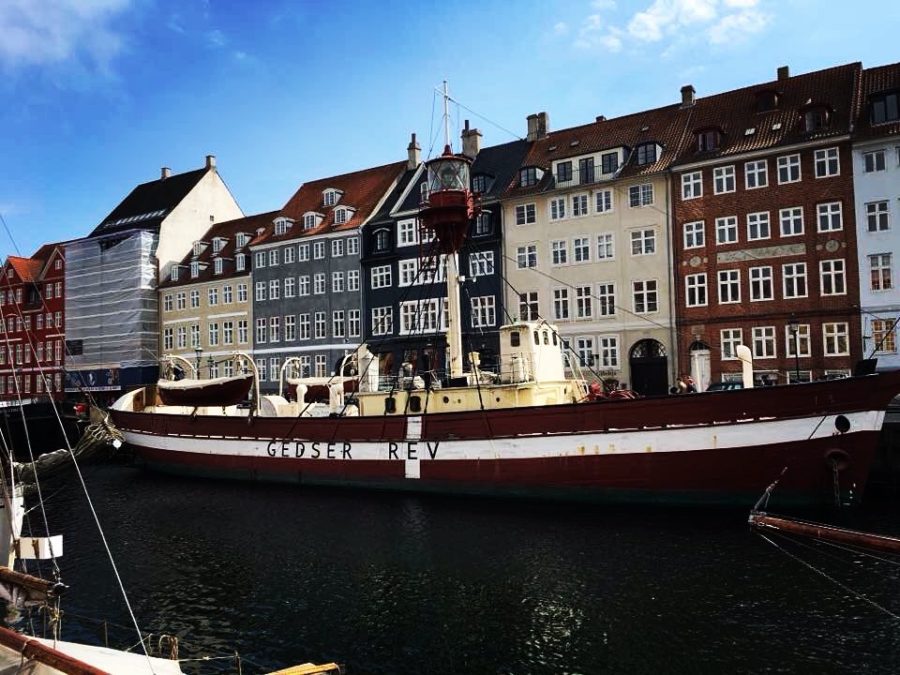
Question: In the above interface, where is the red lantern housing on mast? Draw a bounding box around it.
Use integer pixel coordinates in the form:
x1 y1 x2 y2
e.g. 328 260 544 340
419 145 479 254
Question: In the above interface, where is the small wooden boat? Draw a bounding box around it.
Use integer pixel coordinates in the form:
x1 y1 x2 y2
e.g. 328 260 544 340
157 373 254 407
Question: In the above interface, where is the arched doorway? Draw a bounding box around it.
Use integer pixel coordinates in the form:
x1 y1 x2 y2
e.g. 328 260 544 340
629 339 668 396
689 341 712 392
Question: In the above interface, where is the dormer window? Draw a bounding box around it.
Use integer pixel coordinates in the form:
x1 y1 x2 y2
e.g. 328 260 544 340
374 228 391 253
235 232 249 249
212 237 226 254
235 253 246 272
472 174 490 194
192 241 205 257
519 167 542 187
190 261 200 279
803 106 830 132
636 143 659 165
474 212 492 237
871 91 900 125
334 207 355 225
555 161 573 183
274 217 293 236
214 258 223 275
323 188 342 207
303 212 323 230
755 90 779 112
696 129 721 152
170 266 180 282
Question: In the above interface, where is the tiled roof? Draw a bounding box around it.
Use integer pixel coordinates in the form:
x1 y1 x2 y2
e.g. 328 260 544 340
90 168 209 237
161 211 279 289
471 139 532 202
256 161 407 245
670 62 861 166
855 62 900 140
368 165 422 226
5 256 42 282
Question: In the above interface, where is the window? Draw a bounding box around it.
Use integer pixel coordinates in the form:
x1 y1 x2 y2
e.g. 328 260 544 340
303 214 318 230
332 310 345 338
209 321 220 346
237 283 247 303
515 204 536 225
283 315 295 342
299 244 310 261
374 229 391 252
779 207 804 236
256 318 266 343
313 273 326 295
752 327 776 359
595 190 613 213
566 236 589 264
696 130 719 152
686 273 707 307
255 282 266 302
175 292 186 310
334 208 349 225
597 336 619 367
551 240 568 266
237 319 248 344
517 244 537 269
579 157 595 184
347 270 360 291
371 265 391 289
284 277 296 298
684 221 705 248
550 198 566 220
777 154 801 184
716 216 738 244
223 285 233 304
399 299 445 334
519 292 539 320
299 313 311 340
331 239 344 257
190 290 200 308
471 296 496 328
682 171 702 199
315 355 327 378
820 259 846 296
163 328 173 351
636 143 657 165
814 147 839 177
553 288 569 320
224 320 234 344
176 326 186 349
575 285 592 319
597 233 614 260
208 287 219 305
269 279 280 300
628 184 653 207
718 270 741 303
721 328 742 360
348 309 361 338
823 322 849 356
749 266 773 301
817 202 843 232
633 280 657 313
268 249 279 266
785 323 811 358
866 201 890 232
804 107 829 132
313 241 325 259
235 233 249 248
371 307 393 336
398 220 418 247
314 312 326 339
601 152 618 174
744 160 768 189
190 261 200 278
571 194 589 217
575 337 594 367
870 254 893 291
469 251 495 277
747 212 770 240
472 174 488 193
871 319 897 353
474 212 492 236
347 237 359 255
871 92 900 124
235 253 246 272
631 229 655 256
713 165 735 194
783 262 808 298
163 294 173 312
556 161 573 182
519 167 538 187
329 271 343 293
864 150 886 173
324 189 340 207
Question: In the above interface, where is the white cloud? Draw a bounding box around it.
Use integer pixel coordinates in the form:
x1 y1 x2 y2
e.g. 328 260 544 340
0 0 130 70
708 8 769 44
591 0 617 9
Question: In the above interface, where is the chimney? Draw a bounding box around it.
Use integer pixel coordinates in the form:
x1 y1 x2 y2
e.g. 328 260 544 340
161 167 171 180
461 119 482 159
205 154 217 170
680 85 696 108
777 65 790 81
595 115 607 122
526 112 549 141
407 133 421 170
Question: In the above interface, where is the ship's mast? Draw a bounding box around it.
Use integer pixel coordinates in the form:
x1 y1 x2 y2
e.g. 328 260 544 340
419 82 479 380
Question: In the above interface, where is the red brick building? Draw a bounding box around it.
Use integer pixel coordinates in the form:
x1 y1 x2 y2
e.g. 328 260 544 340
0 243 67 404
670 64 862 387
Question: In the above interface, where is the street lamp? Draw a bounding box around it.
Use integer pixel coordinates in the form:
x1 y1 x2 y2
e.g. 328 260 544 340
194 347 203 378
788 314 800 384
207 355 215 379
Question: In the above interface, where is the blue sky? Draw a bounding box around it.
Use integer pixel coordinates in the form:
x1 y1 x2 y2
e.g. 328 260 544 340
1 0 898 258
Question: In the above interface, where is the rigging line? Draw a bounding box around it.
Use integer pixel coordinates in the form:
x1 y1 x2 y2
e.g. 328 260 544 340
866 314 900 360
756 531 900 622
774 526 900 568
441 90 526 142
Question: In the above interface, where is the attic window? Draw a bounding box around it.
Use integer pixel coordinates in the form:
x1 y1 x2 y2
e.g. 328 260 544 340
235 253 246 272
303 213 322 230
235 233 249 248
548 145 558 152
635 143 658 165
170 267 179 282
323 189 342 207
472 174 491 194
274 218 293 236
871 91 900 125
214 258 223 275
190 261 200 279
334 208 349 225
755 90 779 112
519 167 540 187
192 241 205 257
212 237 225 254
803 106 830 132
569 140 580 147
696 130 720 152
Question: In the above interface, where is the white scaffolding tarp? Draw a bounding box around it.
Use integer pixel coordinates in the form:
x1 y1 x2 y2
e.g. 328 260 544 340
64 230 160 372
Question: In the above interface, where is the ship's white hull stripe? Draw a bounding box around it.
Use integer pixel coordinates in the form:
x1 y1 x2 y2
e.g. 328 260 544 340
121 410 884 461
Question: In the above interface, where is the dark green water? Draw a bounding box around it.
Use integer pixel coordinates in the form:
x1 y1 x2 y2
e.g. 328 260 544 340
20 465 900 674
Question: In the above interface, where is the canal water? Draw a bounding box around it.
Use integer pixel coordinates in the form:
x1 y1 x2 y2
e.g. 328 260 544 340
24 465 900 674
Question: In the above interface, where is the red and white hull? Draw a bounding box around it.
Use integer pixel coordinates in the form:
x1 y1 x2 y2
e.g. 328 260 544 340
109 372 900 506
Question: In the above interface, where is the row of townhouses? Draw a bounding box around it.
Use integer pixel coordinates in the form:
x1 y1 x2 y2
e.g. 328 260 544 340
1 60 898 404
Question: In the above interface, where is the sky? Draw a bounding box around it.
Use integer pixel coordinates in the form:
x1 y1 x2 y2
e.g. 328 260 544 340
1 0 898 258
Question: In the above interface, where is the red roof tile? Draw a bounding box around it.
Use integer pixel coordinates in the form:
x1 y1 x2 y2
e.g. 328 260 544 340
855 62 900 140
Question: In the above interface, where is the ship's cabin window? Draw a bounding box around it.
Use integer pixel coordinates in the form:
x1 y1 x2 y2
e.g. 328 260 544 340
552 333 558 346
384 397 396 414
408 396 422 413
510 331 520 347
533 330 540 346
